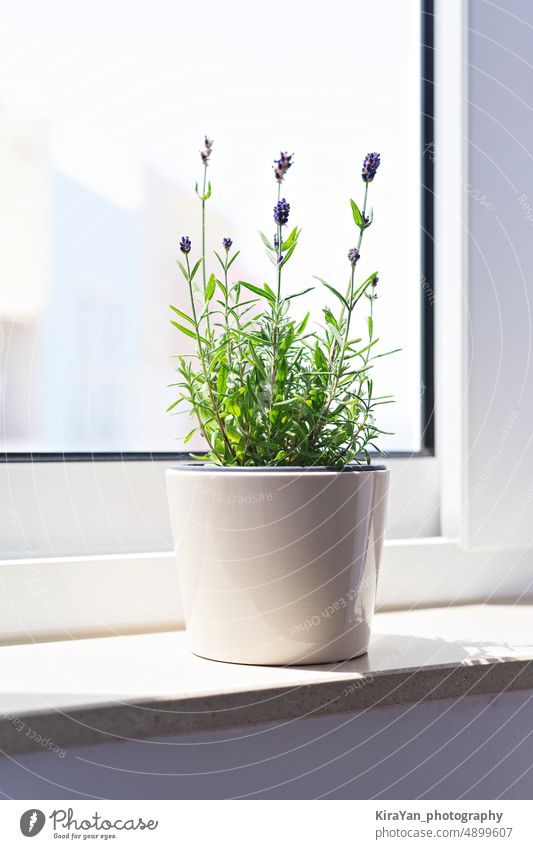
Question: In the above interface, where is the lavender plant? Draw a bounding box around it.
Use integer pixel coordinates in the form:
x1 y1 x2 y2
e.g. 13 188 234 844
168 141 395 466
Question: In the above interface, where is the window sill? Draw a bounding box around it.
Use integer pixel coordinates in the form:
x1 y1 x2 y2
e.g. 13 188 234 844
1 603 532 757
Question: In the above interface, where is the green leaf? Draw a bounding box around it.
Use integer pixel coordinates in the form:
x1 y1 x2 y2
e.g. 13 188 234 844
176 260 189 281
350 271 379 307
190 257 204 281
217 364 228 397
169 304 194 325
314 345 328 371
226 250 241 270
259 231 275 252
297 312 310 334
278 242 297 268
323 307 338 328
350 198 364 228
205 273 216 302
204 181 212 200
368 315 373 338
239 281 275 303
285 286 314 301
214 250 226 270
170 320 207 344
314 277 349 309
183 427 197 444
216 277 227 298
281 226 299 250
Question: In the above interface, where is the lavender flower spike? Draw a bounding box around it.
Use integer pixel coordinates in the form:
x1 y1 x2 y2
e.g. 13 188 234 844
200 136 214 165
274 151 294 183
222 237 233 251
274 198 290 225
348 247 360 265
362 152 380 182
179 236 192 254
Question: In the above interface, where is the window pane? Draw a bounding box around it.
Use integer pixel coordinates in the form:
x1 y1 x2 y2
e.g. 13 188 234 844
0 0 422 453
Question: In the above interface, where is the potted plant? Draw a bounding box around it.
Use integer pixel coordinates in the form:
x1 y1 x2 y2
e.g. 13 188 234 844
166 139 392 665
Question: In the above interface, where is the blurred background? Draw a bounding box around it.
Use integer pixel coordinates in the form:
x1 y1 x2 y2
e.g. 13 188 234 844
0 0 422 453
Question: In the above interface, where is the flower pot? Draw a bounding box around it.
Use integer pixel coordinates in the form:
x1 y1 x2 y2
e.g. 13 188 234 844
166 464 390 666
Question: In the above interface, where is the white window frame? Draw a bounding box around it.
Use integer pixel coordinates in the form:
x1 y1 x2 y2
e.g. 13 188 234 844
2 0 531 645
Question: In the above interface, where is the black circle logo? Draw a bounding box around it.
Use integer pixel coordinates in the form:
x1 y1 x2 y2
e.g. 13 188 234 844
20 809 46 837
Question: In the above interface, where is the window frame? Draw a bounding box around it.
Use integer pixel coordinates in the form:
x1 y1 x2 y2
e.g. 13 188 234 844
0 0 435 466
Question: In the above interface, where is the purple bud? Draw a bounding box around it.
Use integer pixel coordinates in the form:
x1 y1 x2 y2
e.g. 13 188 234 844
274 198 290 225
362 152 380 183
348 247 360 265
273 151 294 183
200 136 214 165
222 237 233 251
179 236 192 254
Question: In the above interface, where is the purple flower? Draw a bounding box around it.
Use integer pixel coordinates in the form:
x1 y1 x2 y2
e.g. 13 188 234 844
372 275 379 287
179 236 192 254
222 237 233 251
274 151 294 183
200 136 214 165
362 210 370 227
274 198 290 225
362 152 380 183
348 247 360 265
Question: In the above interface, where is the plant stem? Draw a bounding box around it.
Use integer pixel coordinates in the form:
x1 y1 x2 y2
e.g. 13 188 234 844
201 163 212 340
310 181 372 449
268 183 283 441
186 254 235 462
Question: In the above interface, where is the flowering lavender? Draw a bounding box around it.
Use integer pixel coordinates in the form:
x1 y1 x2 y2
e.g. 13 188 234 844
169 145 390 468
201 136 214 165
274 198 290 226
362 152 380 183
179 235 192 254
274 152 293 183
348 247 360 265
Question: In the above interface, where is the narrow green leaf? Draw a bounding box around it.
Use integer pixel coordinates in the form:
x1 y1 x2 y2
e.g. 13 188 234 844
204 181 212 200
169 305 194 325
258 231 275 252
170 320 207 344
281 226 299 250
214 250 226 270
314 277 349 309
239 281 275 303
176 260 189 281
190 257 204 281
350 198 364 228
205 273 216 302
297 312 310 334
226 250 241 270
278 242 297 268
183 427 198 444
285 286 314 301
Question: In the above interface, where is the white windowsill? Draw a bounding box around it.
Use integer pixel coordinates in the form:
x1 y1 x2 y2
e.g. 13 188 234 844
1 603 532 757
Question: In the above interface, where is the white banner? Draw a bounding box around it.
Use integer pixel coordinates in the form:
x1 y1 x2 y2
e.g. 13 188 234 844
0 800 530 847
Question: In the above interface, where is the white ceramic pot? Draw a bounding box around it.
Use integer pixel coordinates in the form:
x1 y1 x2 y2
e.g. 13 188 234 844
166 464 389 666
